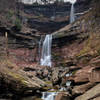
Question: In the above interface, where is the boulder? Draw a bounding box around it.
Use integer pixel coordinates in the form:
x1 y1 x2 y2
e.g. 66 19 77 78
89 67 100 83
93 97 100 100
71 66 94 84
0 64 47 95
74 72 89 83
69 66 81 72
52 68 59 85
75 83 100 100
72 82 96 94
55 92 71 100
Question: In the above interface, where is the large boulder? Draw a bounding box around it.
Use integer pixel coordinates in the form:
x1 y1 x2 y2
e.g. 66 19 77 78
52 68 59 85
0 62 47 95
75 83 100 100
93 97 100 100
68 66 93 84
89 67 100 83
55 92 71 100
72 82 96 94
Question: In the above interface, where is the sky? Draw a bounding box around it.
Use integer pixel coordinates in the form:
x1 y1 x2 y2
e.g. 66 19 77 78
64 0 77 4
21 0 77 4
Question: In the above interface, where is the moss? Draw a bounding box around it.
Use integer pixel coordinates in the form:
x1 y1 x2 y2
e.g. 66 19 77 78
45 81 52 85
72 70 77 75
59 62 66 67
22 96 42 100
6 70 28 86
2 62 29 86
34 98 42 100
14 17 22 31
52 52 61 61
76 54 93 66
6 10 14 20
97 49 100 56
6 60 17 69
77 34 100 58
77 38 91 57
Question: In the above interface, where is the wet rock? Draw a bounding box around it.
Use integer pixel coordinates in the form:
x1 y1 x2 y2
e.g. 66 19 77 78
72 82 96 95
89 67 100 83
93 97 100 100
65 60 76 67
55 92 71 100
23 67 36 71
60 68 70 78
75 83 100 100
22 96 35 100
0 65 47 96
36 67 51 81
71 66 93 84
74 73 89 84
52 67 59 85
69 66 81 72
42 68 49 78
22 96 42 100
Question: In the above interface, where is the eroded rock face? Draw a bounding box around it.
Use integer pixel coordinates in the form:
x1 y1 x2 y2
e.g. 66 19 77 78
55 92 71 100
52 67 59 85
93 97 100 100
72 82 96 95
64 66 93 84
89 68 100 83
51 67 69 86
75 83 100 100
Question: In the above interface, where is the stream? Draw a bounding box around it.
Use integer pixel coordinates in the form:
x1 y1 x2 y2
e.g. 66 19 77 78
42 92 57 100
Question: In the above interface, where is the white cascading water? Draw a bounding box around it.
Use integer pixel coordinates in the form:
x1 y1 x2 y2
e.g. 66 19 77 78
69 0 76 23
40 34 52 67
42 92 57 100
70 3 75 23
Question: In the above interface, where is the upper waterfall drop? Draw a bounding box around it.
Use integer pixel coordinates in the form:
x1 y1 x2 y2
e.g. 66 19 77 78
40 34 52 67
68 0 76 23
70 3 75 23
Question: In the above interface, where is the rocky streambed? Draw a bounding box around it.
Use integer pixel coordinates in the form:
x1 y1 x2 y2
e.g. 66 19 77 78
0 47 100 100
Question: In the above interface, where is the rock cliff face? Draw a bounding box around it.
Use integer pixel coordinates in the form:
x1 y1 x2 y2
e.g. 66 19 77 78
0 0 91 50
1 0 100 100
51 0 100 100
22 0 91 33
0 0 91 34
52 0 100 62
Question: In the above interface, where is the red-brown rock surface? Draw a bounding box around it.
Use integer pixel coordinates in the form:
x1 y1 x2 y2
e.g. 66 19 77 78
55 92 71 100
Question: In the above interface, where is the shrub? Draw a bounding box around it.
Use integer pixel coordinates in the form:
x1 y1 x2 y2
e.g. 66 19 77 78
14 17 22 31
6 10 14 23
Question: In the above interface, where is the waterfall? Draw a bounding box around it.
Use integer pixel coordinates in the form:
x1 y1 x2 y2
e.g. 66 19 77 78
42 92 57 100
40 34 52 67
70 3 75 23
66 81 71 87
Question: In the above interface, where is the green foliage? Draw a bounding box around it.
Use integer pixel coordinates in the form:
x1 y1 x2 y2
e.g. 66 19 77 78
6 10 14 21
14 17 22 31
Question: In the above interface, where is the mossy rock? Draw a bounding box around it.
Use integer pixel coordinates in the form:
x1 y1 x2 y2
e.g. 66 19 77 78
22 96 42 100
34 98 42 100
72 70 77 75
76 54 93 65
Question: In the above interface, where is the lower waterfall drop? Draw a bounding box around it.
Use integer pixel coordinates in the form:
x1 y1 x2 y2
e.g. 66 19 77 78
42 92 57 100
40 34 52 67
